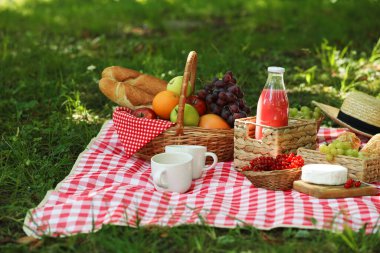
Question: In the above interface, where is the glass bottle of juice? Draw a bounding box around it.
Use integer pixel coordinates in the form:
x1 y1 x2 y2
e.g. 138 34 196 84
255 67 289 140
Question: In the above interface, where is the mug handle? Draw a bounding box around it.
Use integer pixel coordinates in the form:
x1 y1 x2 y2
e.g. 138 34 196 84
204 152 218 171
153 170 168 189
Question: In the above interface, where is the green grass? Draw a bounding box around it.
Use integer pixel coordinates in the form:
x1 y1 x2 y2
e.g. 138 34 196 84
3 224 380 253
1 0 380 252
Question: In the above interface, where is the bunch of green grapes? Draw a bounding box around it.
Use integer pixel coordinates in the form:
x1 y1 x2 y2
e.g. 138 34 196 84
319 140 366 161
289 106 322 120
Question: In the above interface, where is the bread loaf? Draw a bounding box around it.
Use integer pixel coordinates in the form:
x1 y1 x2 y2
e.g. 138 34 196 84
99 66 167 109
361 134 380 155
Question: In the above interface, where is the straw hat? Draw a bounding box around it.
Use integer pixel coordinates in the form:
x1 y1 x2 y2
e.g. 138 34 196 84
312 92 380 138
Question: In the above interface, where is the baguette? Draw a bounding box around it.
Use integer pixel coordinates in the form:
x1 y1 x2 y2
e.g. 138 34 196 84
99 66 167 109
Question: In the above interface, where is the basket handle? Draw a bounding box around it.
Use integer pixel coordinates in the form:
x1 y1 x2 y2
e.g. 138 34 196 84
175 51 197 135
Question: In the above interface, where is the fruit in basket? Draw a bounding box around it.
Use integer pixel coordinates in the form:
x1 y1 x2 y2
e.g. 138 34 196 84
170 104 199 126
132 108 157 119
242 153 304 172
197 71 251 127
319 138 361 161
167 76 192 97
198 114 230 129
289 106 323 120
186 95 207 116
152 90 180 120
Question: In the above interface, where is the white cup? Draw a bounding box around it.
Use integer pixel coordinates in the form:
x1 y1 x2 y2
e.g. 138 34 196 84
165 145 218 179
151 152 193 193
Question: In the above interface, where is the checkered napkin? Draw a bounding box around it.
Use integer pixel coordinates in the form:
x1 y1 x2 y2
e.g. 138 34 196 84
112 107 174 158
23 122 379 238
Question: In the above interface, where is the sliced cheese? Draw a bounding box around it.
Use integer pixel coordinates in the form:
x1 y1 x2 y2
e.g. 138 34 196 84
301 164 348 185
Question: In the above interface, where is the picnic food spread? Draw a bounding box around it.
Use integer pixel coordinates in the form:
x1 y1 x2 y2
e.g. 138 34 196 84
97 51 380 194
100 64 250 130
23 51 380 237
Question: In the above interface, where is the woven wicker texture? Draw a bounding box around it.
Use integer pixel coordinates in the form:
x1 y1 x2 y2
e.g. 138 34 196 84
136 51 234 161
316 115 325 132
136 126 234 161
234 117 317 170
242 167 302 191
297 148 380 183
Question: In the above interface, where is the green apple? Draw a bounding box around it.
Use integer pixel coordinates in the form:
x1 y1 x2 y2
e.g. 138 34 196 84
170 104 200 126
167 76 192 97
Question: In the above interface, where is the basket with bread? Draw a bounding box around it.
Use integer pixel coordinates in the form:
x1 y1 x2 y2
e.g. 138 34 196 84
298 132 380 183
99 51 253 162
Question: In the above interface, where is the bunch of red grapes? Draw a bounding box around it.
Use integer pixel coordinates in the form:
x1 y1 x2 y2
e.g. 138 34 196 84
242 153 304 172
197 71 251 127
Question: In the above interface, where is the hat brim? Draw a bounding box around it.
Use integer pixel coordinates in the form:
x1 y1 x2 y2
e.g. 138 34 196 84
312 101 373 138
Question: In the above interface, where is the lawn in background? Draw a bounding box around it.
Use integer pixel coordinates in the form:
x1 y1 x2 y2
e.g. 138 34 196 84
1 0 380 252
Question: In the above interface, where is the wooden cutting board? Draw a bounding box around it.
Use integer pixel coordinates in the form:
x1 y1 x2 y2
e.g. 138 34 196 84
293 180 379 199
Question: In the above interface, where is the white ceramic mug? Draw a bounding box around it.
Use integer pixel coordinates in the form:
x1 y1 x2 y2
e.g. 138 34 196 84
165 145 218 179
151 152 193 193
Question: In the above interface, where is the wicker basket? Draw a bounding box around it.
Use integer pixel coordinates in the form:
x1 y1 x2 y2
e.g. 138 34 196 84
316 115 325 132
297 148 380 183
234 117 317 170
136 51 234 162
242 167 302 191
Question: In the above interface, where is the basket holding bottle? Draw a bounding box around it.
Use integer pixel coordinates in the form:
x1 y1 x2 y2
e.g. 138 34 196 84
234 116 318 170
235 67 320 192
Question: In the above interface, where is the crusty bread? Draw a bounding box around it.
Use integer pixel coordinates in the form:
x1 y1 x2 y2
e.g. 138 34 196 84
361 134 380 155
99 66 167 109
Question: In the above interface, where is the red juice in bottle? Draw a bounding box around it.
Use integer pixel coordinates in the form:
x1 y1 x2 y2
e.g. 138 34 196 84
255 67 289 140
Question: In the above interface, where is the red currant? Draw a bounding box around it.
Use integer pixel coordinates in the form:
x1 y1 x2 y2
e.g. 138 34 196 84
344 182 352 189
344 178 355 188
249 153 305 172
354 181 361 187
241 165 251 171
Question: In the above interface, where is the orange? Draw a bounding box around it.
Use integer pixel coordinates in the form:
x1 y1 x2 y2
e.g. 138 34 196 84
152 90 180 119
199 114 231 129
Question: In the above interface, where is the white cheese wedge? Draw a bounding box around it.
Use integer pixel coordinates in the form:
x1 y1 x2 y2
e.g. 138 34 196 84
301 164 348 185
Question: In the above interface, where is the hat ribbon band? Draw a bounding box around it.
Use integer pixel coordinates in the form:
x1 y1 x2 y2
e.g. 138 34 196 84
337 111 380 135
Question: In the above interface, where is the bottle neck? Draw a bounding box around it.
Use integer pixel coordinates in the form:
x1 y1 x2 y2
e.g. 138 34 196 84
265 72 285 90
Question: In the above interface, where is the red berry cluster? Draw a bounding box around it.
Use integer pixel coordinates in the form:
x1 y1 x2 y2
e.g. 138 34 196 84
275 153 304 170
344 178 361 189
242 153 304 172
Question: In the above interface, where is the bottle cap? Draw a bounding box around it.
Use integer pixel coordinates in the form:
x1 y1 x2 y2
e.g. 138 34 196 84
268 66 285 73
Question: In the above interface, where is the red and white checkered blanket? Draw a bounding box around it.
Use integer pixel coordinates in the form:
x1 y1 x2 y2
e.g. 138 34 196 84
23 121 380 237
